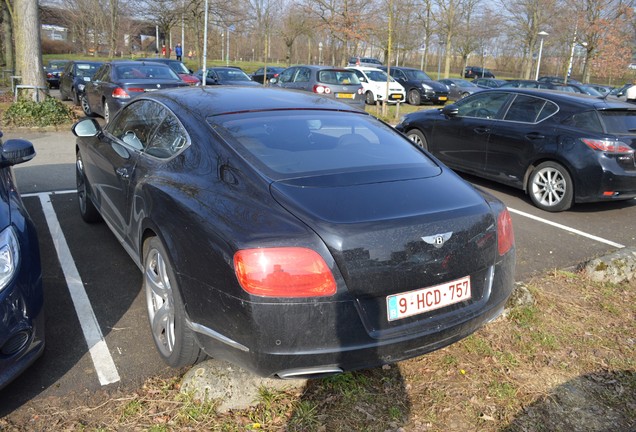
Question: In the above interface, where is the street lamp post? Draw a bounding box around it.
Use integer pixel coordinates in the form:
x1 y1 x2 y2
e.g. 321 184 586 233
535 31 548 81
318 42 323 65
437 42 444 80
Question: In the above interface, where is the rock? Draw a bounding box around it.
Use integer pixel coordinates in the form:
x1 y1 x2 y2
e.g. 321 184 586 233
180 359 307 413
582 248 636 284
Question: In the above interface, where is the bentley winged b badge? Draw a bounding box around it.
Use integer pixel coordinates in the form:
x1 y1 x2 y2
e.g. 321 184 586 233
422 232 453 248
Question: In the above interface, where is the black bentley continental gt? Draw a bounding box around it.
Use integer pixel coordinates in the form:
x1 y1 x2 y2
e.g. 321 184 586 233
72 86 515 379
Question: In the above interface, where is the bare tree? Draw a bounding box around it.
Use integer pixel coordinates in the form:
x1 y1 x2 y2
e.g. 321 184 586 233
279 3 310 66
433 0 462 78
3 0 14 72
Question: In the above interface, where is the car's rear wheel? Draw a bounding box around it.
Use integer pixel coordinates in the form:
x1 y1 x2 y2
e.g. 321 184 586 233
408 89 421 105
365 91 375 105
406 129 428 151
528 161 574 212
81 95 95 117
76 153 101 223
143 236 204 368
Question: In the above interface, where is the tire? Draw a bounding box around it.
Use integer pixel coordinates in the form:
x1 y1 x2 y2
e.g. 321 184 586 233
406 129 428 151
365 91 375 105
76 152 101 223
81 95 95 117
103 101 111 124
143 236 204 367
528 161 574 212
408 89 421 105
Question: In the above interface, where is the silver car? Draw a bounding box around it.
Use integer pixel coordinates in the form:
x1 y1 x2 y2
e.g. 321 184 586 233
271 65 365 110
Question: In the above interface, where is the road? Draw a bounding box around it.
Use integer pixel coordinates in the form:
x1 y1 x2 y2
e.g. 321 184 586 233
0 125 635 416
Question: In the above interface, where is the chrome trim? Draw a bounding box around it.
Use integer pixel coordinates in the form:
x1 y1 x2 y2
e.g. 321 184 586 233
187 320 249 352
276 366 343 379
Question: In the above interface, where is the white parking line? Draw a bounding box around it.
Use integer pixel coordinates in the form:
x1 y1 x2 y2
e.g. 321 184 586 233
36 192 121 386
509 207 626 249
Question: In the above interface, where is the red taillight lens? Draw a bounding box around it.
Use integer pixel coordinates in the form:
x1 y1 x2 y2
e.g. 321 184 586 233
313 85 331 94
234 247 336 297
112 87 131 99
581 138 633 154
357 87 364 95
497 209 514 256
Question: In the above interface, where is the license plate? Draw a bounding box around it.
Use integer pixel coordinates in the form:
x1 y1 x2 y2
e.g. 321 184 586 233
336 93 355 99
390 94 402 100
386 276 471 321
438 96 448 101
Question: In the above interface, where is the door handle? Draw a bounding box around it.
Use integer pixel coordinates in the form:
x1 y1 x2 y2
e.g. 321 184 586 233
526 132 545 140
116 167 129 178
474 127 490 134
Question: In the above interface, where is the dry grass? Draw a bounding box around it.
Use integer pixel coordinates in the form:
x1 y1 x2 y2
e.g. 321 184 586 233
1 269 634 431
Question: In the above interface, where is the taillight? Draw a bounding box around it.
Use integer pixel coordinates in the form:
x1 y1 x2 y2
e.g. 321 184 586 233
112 87 131 99
313 85 331 94
357 87 364 95
497 209 514 256
581 138 633 154
234 247 336 297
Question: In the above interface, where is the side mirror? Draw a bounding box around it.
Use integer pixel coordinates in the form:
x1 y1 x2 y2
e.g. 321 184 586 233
0 139 36 167
72 118 102 137
269 77 278 84
441 104 459 117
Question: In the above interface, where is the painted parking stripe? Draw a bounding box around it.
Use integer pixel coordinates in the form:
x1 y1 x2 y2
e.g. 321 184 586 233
509 207 626 249
37 192 121 386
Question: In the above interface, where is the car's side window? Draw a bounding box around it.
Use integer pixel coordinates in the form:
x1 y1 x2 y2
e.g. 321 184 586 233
278 68 295 83
504 95 549 123
146 110 188 159
107 100 163 151
563 111 603 133
294 68 311 83
457 92 509 119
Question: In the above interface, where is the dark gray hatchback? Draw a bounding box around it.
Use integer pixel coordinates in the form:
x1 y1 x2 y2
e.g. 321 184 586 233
397 89 636 211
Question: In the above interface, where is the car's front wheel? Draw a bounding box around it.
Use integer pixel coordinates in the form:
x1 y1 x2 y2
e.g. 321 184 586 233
406 129 429 151
528 161 574 212
76 152 101 223
408 89 421 105
143 236 205 368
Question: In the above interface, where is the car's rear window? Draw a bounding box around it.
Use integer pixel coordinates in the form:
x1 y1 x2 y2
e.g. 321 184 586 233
115 65 179 80
211 111 438 179
598 110 636 134
318 70 361 85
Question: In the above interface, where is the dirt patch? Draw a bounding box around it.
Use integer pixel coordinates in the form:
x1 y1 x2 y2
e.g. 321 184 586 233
0 271 634 431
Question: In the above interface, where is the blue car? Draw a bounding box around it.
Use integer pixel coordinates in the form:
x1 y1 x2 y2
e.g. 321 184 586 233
0 135 44 390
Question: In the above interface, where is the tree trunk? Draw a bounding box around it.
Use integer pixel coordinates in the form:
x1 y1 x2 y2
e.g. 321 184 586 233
3 1 13 74
14 0 46 100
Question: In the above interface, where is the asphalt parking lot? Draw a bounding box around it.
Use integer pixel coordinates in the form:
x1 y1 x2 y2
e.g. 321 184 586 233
1 126 635 415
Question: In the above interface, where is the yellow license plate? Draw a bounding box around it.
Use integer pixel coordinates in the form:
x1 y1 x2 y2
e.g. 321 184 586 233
439 96 448 101
390 94 402 100
336 93 355 99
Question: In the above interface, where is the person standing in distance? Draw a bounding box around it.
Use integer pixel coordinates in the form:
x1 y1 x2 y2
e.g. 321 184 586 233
175 43 183 61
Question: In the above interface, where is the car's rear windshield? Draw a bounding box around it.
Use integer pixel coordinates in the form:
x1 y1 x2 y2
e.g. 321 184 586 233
318 70 361 85
599 110 636 134
115 65 179 80
210 111 439 180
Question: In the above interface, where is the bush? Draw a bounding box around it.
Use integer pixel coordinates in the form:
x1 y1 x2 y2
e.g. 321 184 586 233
4 96 75 127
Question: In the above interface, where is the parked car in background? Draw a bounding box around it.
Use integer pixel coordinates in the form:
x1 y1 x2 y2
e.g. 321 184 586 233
538 76 582 85
71 86 516 378
59 60 103 105
551 83 603 97
251 66 285 85
271 65 365 109
347 57 383 67
195 67 260 86
585 83 614 96
81 61 189 123
608 83 631 101
137 58 200 85
438 78 483 100
472 78 506 89
464 66 495 79
379 66 449 105
346 66 405 104
44 60 70 88
396 88 636 212
0 135 44 390
499 80 555 89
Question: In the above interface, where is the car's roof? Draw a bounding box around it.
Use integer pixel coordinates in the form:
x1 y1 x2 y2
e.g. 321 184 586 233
140 86 368 117
137 58 180 64
346 66 382 72
109 60 172 67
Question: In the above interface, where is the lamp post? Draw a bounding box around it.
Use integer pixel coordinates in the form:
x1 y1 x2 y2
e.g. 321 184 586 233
318 42 323 65
535 31 548 81
437 41 444 80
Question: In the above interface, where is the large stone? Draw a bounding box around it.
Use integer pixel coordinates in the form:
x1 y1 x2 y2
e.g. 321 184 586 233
582 248 636 284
